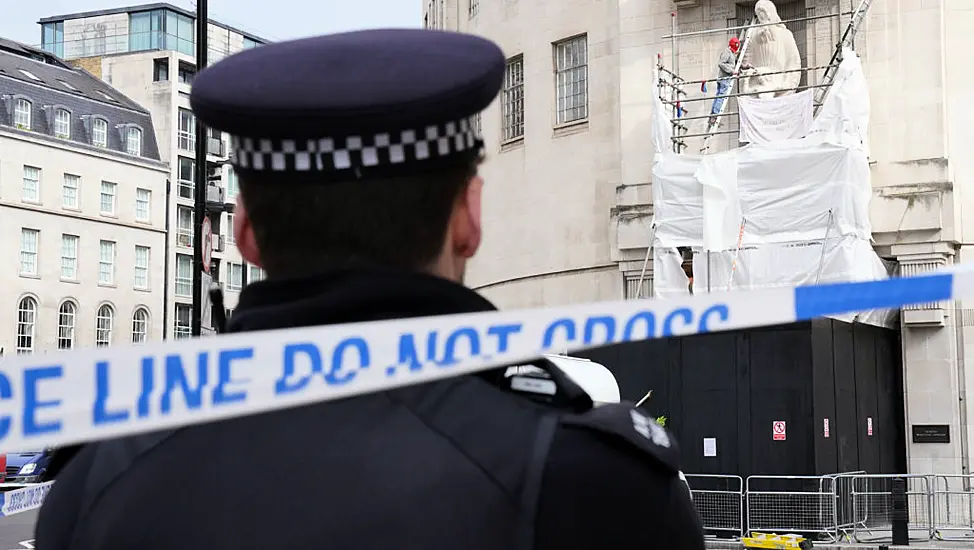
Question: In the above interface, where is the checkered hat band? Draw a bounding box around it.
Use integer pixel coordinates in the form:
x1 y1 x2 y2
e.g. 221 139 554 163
230 116 482 172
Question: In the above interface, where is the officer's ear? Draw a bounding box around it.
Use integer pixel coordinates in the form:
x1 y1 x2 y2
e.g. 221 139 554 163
450 174 483 259
234 193 263 268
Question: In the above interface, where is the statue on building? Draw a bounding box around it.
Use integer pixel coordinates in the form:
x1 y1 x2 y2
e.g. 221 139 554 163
739 0 802 99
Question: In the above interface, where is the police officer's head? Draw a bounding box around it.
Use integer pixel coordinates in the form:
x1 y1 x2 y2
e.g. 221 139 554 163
190 29 505 282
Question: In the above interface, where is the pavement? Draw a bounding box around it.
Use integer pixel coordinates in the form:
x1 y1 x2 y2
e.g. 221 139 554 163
0 510 36 549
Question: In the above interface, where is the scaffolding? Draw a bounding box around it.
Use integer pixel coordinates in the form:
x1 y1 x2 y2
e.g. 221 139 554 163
657 0 875 154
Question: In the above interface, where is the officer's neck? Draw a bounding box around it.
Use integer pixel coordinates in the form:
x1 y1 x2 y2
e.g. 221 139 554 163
428 253 466 285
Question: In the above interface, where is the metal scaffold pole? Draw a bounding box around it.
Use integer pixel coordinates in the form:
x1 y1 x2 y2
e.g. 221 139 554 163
191 0 209 337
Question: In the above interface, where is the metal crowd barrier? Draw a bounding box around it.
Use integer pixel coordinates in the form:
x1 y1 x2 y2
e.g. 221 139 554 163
684 474 744 538
745 475 839 541
684 472 974 542
933 474 974 541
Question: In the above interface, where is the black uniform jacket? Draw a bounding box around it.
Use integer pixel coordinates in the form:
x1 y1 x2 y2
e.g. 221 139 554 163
35 268 705 550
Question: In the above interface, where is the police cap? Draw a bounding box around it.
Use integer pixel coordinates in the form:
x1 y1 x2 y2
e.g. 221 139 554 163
190 29 504 181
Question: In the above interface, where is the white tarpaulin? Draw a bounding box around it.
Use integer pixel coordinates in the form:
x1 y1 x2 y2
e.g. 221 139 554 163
649 50 892 326
696 153 742 251
738 89 814 144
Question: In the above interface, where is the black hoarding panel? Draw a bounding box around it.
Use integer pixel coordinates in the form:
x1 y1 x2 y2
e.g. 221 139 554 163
680 331 739 475
853 323 881 473
748 325 814 475
873 323 904 473
832 322 859 472
810 319 838 474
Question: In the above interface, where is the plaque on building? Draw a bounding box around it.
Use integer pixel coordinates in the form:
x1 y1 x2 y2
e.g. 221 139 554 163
912 424 950 444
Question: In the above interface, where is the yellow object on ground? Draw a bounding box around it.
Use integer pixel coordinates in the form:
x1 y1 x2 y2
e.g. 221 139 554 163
742 532 813 550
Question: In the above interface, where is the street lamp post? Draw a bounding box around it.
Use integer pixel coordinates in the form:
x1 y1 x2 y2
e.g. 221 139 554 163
191 0 209 337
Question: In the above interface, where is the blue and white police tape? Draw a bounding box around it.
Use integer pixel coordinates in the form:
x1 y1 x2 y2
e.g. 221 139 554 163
0 266 970 452
0 482 54 517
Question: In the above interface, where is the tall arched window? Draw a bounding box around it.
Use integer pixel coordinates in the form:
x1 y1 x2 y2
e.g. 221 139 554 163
57 301 76 350
132 308 149 344
16 297 37 354
96 304 114 347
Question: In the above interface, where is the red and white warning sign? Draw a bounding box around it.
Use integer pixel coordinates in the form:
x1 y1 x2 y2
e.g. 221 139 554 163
773 421 786 441
823 418 830 438
867 417 873 436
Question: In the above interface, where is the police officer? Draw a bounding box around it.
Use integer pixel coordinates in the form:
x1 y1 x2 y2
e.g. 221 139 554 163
35 28 704 550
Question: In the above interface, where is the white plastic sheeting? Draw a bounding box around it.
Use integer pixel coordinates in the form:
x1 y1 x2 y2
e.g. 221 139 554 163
650 50 892 326
738 89 814 144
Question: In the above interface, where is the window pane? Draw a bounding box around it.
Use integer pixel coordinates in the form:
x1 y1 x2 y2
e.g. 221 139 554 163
100 181 116 214
20 228 38 275
135 245 150 289
96 305 114 347
93 119 108 147
132 309 149 344
63 174 79 208
99 240 116 284
61 234 78 280
16 297 36 354
54 109 70 138
22 166 40 202
58 302 76 349
175 254 192 296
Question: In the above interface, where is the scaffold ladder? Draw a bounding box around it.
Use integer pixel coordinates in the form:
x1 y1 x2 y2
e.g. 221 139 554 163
700 18 756 154
814 0 875 111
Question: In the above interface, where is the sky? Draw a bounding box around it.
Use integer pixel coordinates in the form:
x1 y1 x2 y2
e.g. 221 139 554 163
0 0 422 46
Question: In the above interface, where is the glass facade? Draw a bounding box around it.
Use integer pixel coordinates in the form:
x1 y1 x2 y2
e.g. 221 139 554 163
41 22 64 58
45 9 264 61
129 9 195 56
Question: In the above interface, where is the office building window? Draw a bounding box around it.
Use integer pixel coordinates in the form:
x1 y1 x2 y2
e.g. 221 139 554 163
14 98 31 129
502 56 524 141
41 21 64 57
175 254 192 297
95 304 114 347
54 108 71 138
132 308 149 344
226 262 243 291
469 0 479 17
20 228 39 276
99 240 116 285
135 246 150 289
153 58 169 81
135 188 151 221
554 35 589 124
178 108 195 151
243 37 260 49
174 303 192 339
129 9 193 55
225 167 238 199
178 157 194 199
92 118 108 147
178 63 195 84
22 166 40 202
126 127 143 156
63 174 79 208
16 297 37 354
57 301 76 350
225 213 235 244
61 234 78 280
249 265 265 283
100 181 117 215
176 206 193 248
